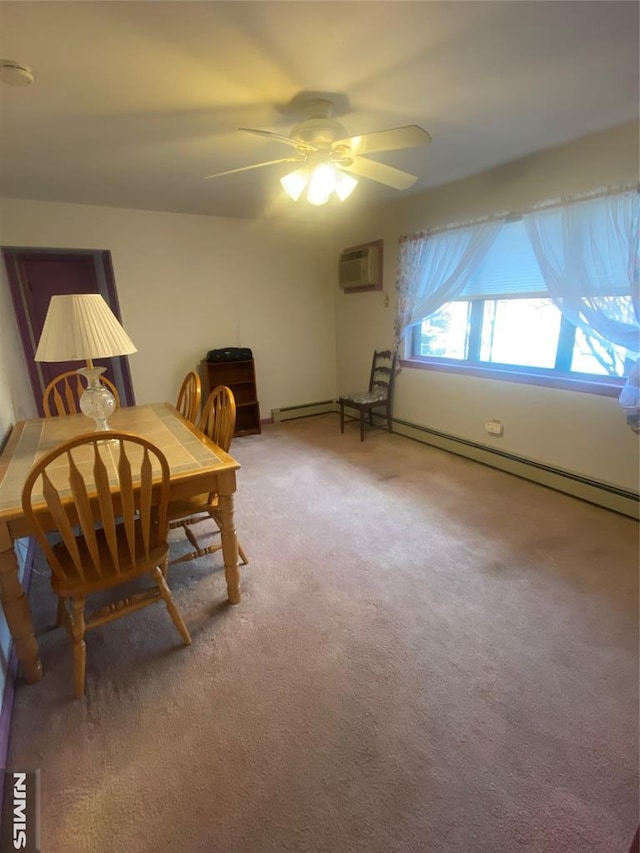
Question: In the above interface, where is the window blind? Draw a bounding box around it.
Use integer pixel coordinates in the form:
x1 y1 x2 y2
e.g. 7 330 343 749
457 213 631 300
458 220 547 299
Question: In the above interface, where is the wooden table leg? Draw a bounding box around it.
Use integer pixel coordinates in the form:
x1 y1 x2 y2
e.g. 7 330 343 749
0 525 42 683
216 488 240 605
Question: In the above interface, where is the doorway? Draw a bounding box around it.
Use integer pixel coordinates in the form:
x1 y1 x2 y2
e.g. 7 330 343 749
2 248 135 416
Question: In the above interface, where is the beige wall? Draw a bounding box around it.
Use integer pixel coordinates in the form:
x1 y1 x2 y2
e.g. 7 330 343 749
0 262 36 440
0 200 336 417
333 121 640 491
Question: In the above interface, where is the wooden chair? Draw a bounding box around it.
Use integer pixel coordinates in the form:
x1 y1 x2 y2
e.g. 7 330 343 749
176 370 202 424
21 431 191 699
339 349 398 441
168 385 248 567
43 370 120 417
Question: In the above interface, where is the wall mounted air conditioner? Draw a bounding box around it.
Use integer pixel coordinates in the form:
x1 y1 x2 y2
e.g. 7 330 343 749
338 240 382 291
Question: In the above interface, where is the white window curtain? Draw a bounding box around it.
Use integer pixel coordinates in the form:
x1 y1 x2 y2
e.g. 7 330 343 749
523 187 640 430
394 220 502 352
522 188 639 351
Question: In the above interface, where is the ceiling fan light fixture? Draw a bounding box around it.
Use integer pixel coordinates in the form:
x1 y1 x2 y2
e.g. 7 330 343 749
307 164 336 206
334 171 358 201
281 163 358 206
280 169 309 201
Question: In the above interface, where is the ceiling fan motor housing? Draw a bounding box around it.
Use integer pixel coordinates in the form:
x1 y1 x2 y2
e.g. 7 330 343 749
290 117 349 150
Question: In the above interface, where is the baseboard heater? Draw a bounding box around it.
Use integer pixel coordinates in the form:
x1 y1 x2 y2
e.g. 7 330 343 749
271 400 336 423
385 415 639 520
270 404 637 518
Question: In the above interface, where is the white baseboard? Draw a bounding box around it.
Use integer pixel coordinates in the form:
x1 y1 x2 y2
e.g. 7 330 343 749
271 400 336 423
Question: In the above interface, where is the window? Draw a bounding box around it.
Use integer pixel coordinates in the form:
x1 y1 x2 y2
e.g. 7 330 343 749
409 220 637 385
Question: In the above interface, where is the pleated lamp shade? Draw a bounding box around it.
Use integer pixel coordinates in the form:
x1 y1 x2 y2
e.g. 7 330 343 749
35 294 137 362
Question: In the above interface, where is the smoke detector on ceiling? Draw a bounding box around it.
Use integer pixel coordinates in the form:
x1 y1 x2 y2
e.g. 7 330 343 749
0 60 34 86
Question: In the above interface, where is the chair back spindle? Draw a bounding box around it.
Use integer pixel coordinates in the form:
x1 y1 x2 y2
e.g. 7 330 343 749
176 371 202 424
197 386 236 452
23 433 169 584
43 370 120 417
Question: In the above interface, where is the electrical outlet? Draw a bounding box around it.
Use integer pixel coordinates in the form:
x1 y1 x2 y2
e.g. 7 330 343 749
485 419 504 436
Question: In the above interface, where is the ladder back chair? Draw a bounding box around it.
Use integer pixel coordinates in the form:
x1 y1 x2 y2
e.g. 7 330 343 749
168 385 248 567
176 370 202 425
43 370 120 417
339 349 398 441
22 431 191 699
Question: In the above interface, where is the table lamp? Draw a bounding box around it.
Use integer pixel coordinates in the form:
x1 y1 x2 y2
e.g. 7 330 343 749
35 294 137 431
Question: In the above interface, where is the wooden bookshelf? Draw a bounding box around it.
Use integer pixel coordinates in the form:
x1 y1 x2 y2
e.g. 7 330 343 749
203 358 261 437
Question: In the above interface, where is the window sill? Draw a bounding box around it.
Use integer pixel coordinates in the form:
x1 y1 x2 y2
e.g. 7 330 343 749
400 358 625 398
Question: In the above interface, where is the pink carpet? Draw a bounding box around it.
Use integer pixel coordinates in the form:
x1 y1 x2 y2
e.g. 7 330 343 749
4 414 639 852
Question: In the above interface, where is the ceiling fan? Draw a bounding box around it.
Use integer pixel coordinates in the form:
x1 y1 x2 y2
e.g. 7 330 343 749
204 98 431 205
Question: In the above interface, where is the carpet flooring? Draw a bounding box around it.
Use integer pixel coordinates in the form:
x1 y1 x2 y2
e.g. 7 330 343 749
4 414 639 852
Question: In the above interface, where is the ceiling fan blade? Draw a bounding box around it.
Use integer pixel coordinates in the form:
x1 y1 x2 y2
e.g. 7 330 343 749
333 125 431 156
337 156 419 191
204 157 303 179
239 128 316 151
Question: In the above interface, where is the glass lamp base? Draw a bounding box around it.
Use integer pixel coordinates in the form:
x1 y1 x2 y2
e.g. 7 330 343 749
77 367 116 431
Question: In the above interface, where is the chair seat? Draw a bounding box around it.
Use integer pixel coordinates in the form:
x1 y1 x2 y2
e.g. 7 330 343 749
51 521 169 596
340 390 388 405
168 494 213 519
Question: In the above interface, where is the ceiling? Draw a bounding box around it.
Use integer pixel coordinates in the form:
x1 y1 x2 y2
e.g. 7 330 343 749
0 1 638 222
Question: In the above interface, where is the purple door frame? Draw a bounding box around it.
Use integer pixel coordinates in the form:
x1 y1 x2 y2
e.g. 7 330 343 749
2 248 136 415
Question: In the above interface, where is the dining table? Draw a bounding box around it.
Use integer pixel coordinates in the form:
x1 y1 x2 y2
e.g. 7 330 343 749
0 402 242 684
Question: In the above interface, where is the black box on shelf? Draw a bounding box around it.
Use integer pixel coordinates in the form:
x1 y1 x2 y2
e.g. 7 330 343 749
206 347 253 363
